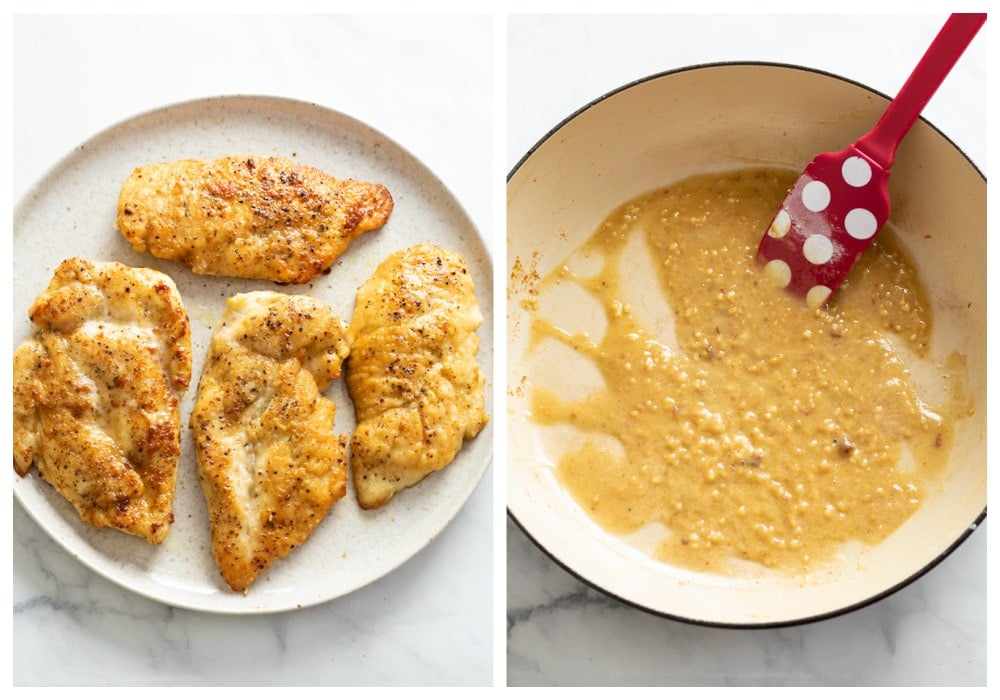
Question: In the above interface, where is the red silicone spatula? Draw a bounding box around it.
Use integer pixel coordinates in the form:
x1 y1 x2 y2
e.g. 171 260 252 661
757 13 985 309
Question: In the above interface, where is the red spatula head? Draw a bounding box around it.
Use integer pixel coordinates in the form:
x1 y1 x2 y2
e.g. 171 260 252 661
757 13 984 308
757 146 889 308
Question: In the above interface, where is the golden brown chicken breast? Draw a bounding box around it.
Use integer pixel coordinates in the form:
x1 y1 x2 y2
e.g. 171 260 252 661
13 258 192 544
345 243 489 509
116 155 393 284
190 291 351 592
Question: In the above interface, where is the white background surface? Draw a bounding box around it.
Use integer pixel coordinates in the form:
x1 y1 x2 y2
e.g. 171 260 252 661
507 11 987 687
11 12 494 686
6 3 992 690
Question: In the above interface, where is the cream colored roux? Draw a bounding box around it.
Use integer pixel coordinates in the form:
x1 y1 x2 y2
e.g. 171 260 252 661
527 168 966 574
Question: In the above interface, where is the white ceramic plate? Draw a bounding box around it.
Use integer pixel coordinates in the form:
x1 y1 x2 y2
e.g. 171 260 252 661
13 95 493 614
507 64 985 627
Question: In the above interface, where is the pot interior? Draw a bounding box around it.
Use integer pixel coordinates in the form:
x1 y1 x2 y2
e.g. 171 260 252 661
506 63 985 625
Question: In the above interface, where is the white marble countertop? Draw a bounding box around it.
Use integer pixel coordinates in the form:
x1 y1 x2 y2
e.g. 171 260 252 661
506 12 987 686
11 12 493 686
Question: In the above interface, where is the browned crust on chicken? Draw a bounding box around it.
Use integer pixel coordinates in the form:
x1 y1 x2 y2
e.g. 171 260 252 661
345 243 489 509
116 156 393 284
12 258 192 544
190 291 351 591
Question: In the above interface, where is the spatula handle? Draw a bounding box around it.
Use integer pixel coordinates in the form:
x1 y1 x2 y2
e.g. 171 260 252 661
855 13 985 169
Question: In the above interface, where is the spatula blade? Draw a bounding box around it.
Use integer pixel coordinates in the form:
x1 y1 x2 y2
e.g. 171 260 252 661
757 145 890 308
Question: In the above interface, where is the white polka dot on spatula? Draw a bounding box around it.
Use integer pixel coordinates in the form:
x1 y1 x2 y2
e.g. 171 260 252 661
803 234 833 265
764 259 792 288
768 209 791 238
842 156 873 187
807 285 832 309
845 208 878 239
802 181 831 212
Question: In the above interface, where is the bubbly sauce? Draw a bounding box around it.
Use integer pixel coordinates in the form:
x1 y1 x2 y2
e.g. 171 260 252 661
526 168 967 574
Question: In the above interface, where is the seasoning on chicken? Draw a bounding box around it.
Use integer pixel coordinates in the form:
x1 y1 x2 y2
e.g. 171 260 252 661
13 258 192 544
190 291 351 591
346 243 489 509
117 156 393 284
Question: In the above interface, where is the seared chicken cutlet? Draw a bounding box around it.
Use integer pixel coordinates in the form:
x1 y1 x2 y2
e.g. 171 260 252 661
191 292 351 592
346 243 488 509
117 156 393 284
13 258 191 544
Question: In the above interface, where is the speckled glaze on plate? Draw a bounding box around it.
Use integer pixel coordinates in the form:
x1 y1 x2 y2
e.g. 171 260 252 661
13 95 493 614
